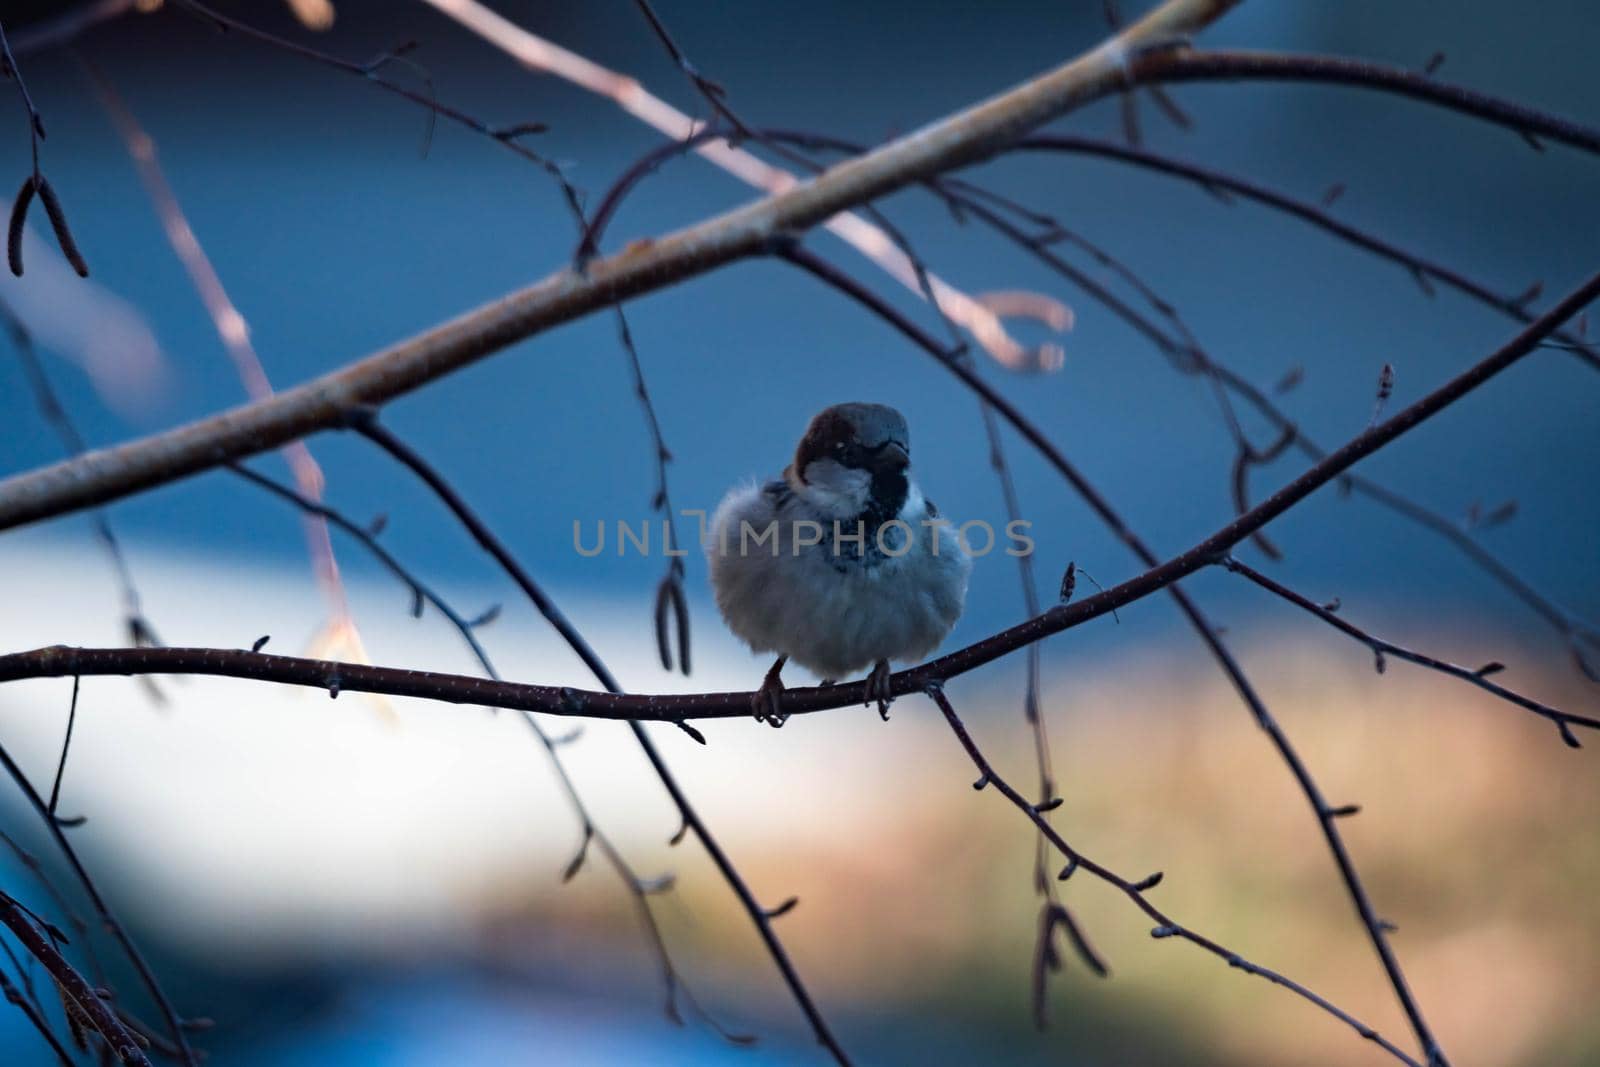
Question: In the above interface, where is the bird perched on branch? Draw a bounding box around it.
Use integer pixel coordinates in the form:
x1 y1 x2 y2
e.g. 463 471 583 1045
708 403 970 725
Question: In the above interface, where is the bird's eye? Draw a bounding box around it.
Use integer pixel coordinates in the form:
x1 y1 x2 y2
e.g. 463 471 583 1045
833 442 847 454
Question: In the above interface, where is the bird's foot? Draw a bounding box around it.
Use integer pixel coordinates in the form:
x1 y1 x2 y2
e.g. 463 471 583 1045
865 659 894 720
751 655 789 728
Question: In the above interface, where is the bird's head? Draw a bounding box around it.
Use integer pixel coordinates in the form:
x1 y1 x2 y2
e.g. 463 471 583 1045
787 402 912 519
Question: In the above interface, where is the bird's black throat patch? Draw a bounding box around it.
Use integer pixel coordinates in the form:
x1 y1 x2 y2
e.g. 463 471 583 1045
764 473 910 571
861 468 908 532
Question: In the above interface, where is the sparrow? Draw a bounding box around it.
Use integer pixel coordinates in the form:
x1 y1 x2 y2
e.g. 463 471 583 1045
708 402 971 725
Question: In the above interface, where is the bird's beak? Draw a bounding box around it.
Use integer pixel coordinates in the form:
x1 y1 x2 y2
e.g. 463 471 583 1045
878 441 910 471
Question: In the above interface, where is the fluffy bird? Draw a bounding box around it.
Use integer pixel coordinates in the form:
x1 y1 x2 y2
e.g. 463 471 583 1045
708 403 971 724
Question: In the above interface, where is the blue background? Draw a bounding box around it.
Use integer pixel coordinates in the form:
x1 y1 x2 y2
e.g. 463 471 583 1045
0 2 1596 1064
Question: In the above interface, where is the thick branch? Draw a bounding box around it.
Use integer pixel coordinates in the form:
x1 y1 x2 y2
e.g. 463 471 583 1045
0 0 1239 531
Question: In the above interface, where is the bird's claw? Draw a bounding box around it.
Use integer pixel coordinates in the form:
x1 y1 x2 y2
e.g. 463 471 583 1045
866 660 894 720
752 656 789 728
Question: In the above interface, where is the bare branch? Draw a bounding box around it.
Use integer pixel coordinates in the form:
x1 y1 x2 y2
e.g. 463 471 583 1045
226 460 745 1040
1140 50 1600 155
81 55 360 637
1011 135 1598 369
923 684 1421 1067
428 0 1068 370
0 892 150 1064
0 0 1243 531
1 19 88 277
2 302 157 639
346 416 849 1063
1222 557 1586 746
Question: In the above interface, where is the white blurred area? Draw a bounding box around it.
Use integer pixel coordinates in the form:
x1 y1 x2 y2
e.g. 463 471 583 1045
0 530 1596 1065
0 530 945 964
0 228 169 418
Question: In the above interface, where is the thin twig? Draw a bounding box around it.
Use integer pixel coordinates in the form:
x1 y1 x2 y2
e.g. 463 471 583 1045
46 675 78 817
168 0 584 224
0 891 151 1065
82 56 357 631
1139 50 1600 156
431 0 1066 370
923 683 1421 1067
1010 135 1598 369
1221 557 1586 745
226 460 747 1041
611 306 691 675
2 301 157 643
0 951 75 1066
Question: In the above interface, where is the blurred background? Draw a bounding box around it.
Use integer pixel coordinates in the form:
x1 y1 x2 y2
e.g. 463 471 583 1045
0 0 1596 1063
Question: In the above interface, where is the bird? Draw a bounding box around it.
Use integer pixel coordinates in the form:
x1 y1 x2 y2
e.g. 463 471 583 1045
707 402 971 725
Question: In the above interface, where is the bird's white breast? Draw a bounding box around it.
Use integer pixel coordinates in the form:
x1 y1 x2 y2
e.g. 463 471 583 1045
707 479 971 680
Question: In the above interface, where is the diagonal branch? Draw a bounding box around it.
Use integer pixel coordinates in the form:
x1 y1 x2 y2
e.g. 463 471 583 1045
81 55 359 634
0 0 1243 532
228 461 749 1043
346 416 849 1064
0 892 150 1065
2 302 159 653
1011 135 1598 369
1221 557 1586 745
424 0 1064 371
1139 50 1600 154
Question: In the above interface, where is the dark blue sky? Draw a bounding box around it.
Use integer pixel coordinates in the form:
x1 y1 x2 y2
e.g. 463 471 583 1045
2 0 1596 668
